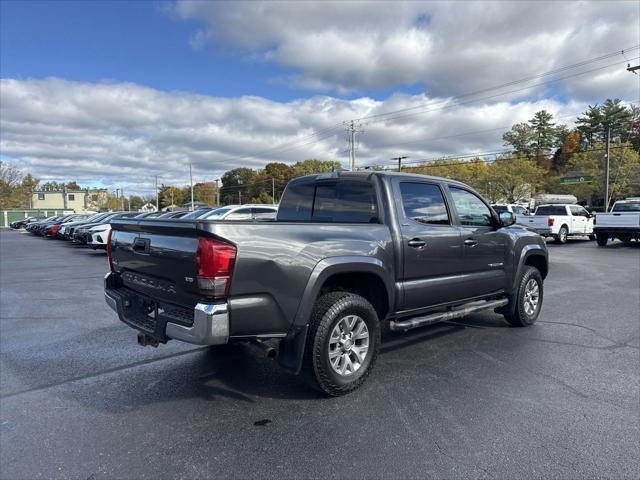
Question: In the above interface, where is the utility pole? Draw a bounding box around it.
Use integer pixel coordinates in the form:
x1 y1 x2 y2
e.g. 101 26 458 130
189 161 194 211
392 156 408 172
604 124 611 212
272 177 276 205
120 187 125 211
238 190 242 204
155 175 159 212
215 179 220 206
345 120 363 171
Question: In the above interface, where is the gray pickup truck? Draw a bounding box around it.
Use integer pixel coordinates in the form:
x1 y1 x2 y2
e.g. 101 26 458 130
105 171 548 395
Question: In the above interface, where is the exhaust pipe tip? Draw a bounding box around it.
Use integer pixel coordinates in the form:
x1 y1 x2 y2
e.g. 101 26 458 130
249 339 278 359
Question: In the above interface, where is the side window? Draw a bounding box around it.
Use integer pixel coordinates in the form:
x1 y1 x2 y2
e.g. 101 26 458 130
276 182 314 221
399 183 449 225
513 206 526 215
577 206 590 217
68 194 75 201
449 187 493 227
38 193 45 200
312 181 378 223
251 207 277 220
225 208 252 220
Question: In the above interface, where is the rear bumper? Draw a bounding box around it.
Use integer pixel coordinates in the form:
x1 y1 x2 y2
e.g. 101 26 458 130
528 227 552 236
104 272 229 345
594 226 640 235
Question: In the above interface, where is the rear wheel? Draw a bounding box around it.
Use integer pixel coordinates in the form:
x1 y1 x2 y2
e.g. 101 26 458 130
554 226 568 244
596 233 608 247
504 266 543 327
302 292 380 396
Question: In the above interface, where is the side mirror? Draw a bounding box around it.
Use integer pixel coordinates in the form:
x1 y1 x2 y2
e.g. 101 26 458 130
499 211 516 226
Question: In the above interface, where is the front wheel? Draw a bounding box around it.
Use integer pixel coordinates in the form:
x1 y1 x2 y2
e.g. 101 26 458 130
302 292 381 396
504 266 543 327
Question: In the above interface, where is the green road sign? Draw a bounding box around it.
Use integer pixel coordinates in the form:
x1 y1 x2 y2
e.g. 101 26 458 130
560 176 592 185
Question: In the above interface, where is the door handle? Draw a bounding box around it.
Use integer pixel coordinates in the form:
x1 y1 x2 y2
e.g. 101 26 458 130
464 239 478 247
133 238 149 253
408 238 426 248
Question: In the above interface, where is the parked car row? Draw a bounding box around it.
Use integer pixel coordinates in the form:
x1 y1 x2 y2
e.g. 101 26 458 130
12 204 280 251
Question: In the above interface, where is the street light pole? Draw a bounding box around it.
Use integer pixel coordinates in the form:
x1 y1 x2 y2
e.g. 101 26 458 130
215 179 220 206
604 124 611 212
189 161 194 211
155 175 159 212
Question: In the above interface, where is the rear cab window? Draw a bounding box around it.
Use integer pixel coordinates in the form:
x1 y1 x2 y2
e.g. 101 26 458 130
612 202 640 212
535 206 568 216
278 179 378 223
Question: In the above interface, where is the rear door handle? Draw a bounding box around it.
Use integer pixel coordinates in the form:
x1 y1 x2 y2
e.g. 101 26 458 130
464 239 478 247
408 238 426 248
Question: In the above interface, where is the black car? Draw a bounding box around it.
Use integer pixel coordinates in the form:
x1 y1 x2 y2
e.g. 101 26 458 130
9 217 41 229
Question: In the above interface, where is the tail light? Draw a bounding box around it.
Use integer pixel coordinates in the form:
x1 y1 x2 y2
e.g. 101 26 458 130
106 229 114 272
547 218 555 226
196 237 237 298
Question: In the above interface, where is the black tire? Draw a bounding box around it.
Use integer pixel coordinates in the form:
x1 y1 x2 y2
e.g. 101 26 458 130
504 266 543 327
302 292 380 396
596 233 608 247
554 226 568 244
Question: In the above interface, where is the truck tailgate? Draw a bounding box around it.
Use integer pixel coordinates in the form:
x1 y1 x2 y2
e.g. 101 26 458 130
595 213 640 228
516 215 549 229
110 219 201 309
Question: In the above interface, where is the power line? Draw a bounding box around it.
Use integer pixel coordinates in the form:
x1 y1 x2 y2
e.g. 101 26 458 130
356 46 639 123
363 58 639 125
364 145 631 171
217 47 638 166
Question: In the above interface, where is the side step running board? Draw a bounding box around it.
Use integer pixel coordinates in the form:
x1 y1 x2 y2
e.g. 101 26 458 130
389 298 509 332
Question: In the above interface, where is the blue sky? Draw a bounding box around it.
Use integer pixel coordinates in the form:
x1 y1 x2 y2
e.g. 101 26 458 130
0 1 637 193
0 0 423 101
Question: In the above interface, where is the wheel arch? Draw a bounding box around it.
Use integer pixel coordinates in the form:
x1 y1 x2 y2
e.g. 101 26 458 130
278 256 394 374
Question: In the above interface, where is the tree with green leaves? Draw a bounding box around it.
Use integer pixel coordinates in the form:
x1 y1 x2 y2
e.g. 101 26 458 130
292 159 342 176
484 154 545 203
576 99 633 145
503 110 566 164
553 143 640 208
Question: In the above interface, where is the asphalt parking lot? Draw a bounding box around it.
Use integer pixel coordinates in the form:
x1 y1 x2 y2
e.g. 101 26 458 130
1 229 638 479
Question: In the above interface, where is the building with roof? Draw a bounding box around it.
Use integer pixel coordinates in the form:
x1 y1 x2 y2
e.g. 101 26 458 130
31 187 108 212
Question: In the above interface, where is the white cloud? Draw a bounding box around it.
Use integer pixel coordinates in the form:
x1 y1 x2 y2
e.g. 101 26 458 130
171 0 639 98
1 78 593 194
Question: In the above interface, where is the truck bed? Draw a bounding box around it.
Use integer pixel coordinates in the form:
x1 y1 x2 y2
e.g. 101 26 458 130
109 218 394 337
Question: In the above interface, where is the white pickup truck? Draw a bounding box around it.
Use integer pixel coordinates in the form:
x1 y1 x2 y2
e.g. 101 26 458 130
516 204 595 244
593 198 640 246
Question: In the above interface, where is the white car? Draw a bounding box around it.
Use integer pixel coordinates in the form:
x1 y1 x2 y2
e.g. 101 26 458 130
86 223 111 249
199 204 278 221
492 204 530 216
594 198 640 246
516 204 595 244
